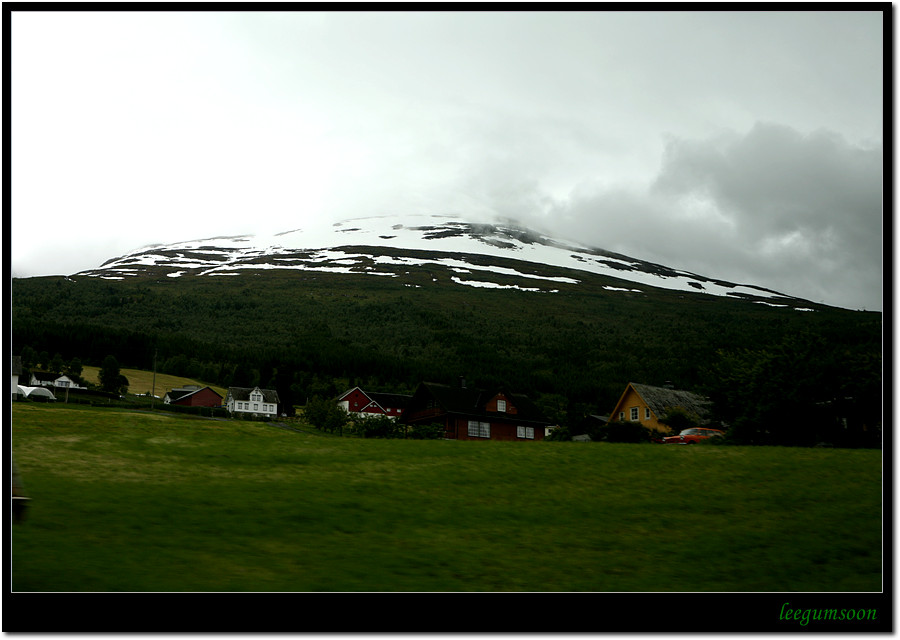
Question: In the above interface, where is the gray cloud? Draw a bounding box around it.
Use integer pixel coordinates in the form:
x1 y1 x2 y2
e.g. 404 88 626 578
513 122 882 309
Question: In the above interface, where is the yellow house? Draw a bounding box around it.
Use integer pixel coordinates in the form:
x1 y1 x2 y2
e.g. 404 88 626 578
610 382 712 434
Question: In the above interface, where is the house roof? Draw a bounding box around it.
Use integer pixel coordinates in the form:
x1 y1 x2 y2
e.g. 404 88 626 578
337 387 412 411
12 356 22 376
227 386 280 403
167 386 222 402
367 391 412 408
628 383 712 420
407 381 550 426
30 371 63 382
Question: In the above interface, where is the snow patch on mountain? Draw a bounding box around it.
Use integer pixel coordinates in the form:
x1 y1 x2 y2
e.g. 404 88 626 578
79 213 813 308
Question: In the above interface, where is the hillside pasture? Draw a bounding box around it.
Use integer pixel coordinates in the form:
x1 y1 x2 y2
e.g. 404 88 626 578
79 365 228 399
11 403 882 592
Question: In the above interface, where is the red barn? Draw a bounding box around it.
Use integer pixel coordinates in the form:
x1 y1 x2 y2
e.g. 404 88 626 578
337 387 411 419
400 380 553 441
164 385 223 408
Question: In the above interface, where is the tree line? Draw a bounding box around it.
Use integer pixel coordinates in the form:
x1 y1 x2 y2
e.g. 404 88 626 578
11 271 883 447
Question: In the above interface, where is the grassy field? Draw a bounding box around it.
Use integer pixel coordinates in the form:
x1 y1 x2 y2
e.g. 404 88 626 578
10 403 883 592
80 365 228 399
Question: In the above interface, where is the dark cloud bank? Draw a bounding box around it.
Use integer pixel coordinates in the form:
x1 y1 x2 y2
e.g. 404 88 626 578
506 122 882 311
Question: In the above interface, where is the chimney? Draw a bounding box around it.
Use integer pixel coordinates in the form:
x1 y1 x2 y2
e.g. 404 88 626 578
663 381 675 389
459 376 466 389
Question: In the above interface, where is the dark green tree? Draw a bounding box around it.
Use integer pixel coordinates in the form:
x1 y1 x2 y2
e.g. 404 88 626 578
20 346 37 370
303 396 349 434
63 357 86 387
65 357 83 378
165 354 190 377
702 332 876 446
99 355 122 393
49 353 65 375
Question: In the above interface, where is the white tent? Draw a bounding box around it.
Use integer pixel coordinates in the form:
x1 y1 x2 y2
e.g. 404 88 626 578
17 385 56 400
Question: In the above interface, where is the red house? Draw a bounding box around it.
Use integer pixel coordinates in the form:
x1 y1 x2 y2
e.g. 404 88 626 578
337 387 411 419
400 380 553 441
164 385 223 408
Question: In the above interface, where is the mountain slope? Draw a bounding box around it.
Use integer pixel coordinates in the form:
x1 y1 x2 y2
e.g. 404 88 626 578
76 214 815 310
13 214 881 431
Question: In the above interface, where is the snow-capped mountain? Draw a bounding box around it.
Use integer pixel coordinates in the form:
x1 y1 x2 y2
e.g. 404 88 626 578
76 214 814 310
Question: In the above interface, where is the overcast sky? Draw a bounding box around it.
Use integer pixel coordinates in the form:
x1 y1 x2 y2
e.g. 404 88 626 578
10 10 884 310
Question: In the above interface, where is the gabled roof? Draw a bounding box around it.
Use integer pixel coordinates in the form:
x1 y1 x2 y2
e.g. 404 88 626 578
627 383 712 420
407 382 550 425
227 386 280 403
337 387 412 412
367 391 412 409
167 386 222 402
30 371 64 382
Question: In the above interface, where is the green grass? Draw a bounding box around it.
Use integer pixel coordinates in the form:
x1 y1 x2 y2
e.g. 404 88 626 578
11 403 882 592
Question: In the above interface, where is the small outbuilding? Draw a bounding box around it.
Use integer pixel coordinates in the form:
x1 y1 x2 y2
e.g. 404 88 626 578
164 385 223 408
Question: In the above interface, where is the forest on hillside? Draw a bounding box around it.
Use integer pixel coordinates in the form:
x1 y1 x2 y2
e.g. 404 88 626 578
11 266 883 446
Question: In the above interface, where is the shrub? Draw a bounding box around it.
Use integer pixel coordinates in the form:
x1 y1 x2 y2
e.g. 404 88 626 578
352 414 401 439
408 422 444 440
598 421 654 443
658 407 702 433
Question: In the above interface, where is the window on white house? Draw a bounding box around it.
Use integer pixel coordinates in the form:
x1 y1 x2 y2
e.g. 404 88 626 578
630 407 639 421
254 403 259 411
497 399 507 412
517 426 534 439
467 420 491 438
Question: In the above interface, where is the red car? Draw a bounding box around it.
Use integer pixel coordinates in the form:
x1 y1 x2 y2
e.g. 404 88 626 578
661 428 724 444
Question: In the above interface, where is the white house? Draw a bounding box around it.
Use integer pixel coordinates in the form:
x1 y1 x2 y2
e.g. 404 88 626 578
225 386 280 418
29 371 85 390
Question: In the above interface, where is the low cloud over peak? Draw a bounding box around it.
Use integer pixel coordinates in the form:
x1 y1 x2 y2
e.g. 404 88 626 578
512 122 882 310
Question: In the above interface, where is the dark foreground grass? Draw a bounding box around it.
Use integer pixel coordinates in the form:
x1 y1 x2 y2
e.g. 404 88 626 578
11 403 882 592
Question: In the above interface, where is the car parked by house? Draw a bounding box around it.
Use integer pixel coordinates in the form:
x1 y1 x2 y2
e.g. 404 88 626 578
661 428 725 444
